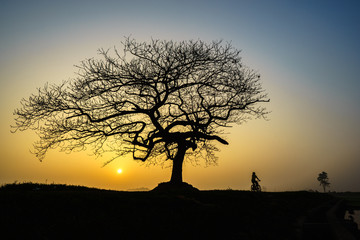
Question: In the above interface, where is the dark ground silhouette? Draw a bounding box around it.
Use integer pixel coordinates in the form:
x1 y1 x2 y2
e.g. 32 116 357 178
0 183 358 240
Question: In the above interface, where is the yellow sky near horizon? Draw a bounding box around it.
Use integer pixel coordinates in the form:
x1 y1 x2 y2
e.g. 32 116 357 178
1 1 360 192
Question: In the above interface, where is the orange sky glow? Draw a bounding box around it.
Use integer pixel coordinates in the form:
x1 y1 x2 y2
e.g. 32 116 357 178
1 1 360 192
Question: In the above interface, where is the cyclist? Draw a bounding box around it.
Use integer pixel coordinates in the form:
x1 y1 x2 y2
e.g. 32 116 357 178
251 172 261 190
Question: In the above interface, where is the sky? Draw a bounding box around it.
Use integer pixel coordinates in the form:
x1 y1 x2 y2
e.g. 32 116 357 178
1 0 360 192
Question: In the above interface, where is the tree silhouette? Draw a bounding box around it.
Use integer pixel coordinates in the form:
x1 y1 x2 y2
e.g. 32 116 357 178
12 38 269 186
317 171 330 192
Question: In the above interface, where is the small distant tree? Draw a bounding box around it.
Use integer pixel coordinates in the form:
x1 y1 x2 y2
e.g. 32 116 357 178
12 38 269 187
317 172 330 192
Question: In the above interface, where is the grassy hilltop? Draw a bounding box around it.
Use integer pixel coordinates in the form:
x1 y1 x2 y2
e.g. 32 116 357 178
0 183 355 240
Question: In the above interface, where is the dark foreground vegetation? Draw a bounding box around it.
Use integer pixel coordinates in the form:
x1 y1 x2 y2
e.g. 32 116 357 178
0 183 358 240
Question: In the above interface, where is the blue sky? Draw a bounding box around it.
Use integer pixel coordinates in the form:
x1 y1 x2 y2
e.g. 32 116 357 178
1 0 360 191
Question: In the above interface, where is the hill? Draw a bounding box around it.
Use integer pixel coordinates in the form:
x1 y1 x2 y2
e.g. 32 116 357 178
0 183 356 240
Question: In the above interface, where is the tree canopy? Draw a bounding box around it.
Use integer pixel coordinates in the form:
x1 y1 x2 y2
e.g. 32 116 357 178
13 38 269 184
317 171 330 192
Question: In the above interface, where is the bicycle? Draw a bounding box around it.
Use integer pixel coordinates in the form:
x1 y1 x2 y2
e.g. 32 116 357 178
251 182 261 192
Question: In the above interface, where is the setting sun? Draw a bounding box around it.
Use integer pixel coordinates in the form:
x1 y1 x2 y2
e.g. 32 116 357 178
117 169 123 174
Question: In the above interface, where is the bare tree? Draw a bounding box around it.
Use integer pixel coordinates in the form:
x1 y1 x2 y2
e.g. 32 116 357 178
12 38 269 186
317 171 330 192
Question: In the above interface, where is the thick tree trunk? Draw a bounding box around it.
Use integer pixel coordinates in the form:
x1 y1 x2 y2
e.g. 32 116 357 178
169 143 187 184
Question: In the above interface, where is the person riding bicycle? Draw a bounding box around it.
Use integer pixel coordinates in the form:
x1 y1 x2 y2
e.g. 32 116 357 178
251 172 261 189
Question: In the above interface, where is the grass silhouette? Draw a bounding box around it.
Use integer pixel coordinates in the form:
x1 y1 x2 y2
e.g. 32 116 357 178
0 182 357 240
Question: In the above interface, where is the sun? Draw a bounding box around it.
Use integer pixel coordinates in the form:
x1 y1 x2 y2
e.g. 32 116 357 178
117 169 123 174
